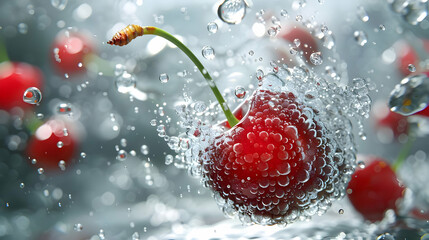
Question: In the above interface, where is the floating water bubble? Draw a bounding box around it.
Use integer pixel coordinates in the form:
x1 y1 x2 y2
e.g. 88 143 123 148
98 229 105 240
296 15 303 22
114 64 125 76
207 22 218 33
267 27 278 37
80 152 86 158
165 154 174 165
57 103 72 114
217 0 247 25
51 0 68 10
408 64 416 72
235 86 246 99
354 30 368 46
293 38 301 47
153 14 164 24
338 209 344 214
37 168 44 174
116 150 127 161
356 6 369 22
20 183 25 188
280 9 288 17
194 102 207 113
116 72 136 94
159 73 169 83
376 233 394 240
36 113 44 119
58 160 66 171
74 223 83 232
248 50 254 56
141 145 149 155
310 52 323 65
379 24 386 31
31 159 37 164
57 141 64 148
132 232 140 240
202 46 216 60
23 87 42 105
17 23 28 34
256 69 264 80
389 73 429 116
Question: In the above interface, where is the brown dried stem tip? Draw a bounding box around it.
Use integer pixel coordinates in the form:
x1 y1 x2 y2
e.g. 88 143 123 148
107 24 156 46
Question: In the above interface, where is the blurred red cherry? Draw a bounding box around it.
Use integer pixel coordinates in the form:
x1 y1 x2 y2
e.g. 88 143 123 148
0 62 44 111
280 25 318 63
27 118 77 171
395 41 419 77
347 157 406 222
51 30 94 77
373 101 408 141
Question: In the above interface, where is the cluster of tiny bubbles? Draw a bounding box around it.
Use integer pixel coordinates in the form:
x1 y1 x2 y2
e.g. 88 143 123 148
207 22 218 34
217 0 247 25
23 87 42 105
57 102 72 114
389 0 429 25
202 46 216 60
115 71 136 94
389 73 429 116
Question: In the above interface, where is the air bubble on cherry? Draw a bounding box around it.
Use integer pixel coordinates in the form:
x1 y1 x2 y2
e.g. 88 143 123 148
57 141 64 148
202 46 215 60
217 0 247 25
23 87 42 105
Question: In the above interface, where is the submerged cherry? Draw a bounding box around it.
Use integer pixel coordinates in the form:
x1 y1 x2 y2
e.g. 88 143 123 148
347 157 405 222
108 25 355 225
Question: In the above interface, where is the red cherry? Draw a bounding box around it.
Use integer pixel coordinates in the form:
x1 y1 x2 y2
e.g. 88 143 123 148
51 31 94 76
280 25 318 63
203 89 341 224
347 157 405 222
0 62 44 111
26 118 77 171
373 102 408 140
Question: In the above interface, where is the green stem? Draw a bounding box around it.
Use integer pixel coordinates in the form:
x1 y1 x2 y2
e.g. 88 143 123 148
129 27 239 127
392 133 415 172
83 53 115 77
0 38 10 63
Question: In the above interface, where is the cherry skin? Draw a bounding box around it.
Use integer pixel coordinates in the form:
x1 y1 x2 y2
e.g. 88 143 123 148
0 62 44 111
203 89 338 223
51 31 94 76
347 157 405 222
26 118 77 171
280 25 318 64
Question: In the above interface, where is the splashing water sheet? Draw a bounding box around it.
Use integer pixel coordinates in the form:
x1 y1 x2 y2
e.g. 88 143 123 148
1 0 429 239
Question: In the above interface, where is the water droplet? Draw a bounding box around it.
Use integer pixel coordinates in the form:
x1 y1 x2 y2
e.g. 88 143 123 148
280 9 288 17
194 101 207 112
403 2 428 25
217 0 247 25
293 38 301 47
235 86 246 99
74 223 83 232
117 150 127 161
150 119 157 126
354 30 368 46
141 145 149 155
17 23 28 34
57 141 64 148
256 69 264 80
379 24 386 31
51 0 68 10
408 64 416 72
19 183 25 188
132 232 140 240
58 160 66 171
159 73 169 83
357 161 365 168
116 72 136 94
37 168 44 174
267 27 278 37
290 47 298 55
165 154 174 165
207 22 218 33
310 52 323 65
36 113 44 119
153 14 164 24
376 233 395 240
31 159 37 164
356 6 369 22
80 152 86 158
295 15 303 22
389 73 429 116
23 87 42 105
248 50 254 56
202 46 215 60
338 209 344 214
98 229 105 240
114 64 125 76
57 103 72 114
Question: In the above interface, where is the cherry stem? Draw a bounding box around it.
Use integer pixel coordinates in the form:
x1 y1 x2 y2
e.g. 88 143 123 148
392 132 415 172
110 26 239 127
0 38 10 63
